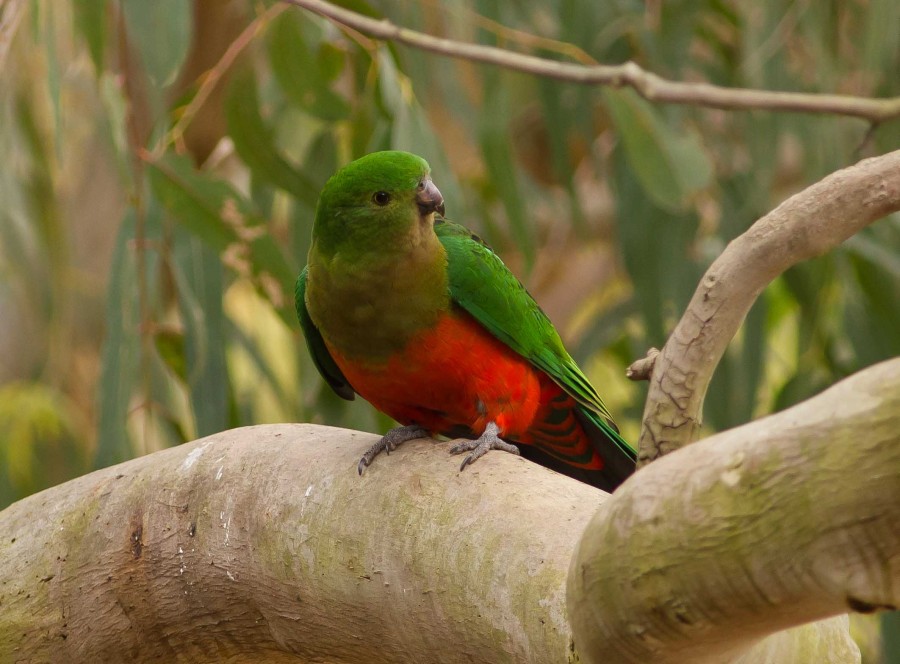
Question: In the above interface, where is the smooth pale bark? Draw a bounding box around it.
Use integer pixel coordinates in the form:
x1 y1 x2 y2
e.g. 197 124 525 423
0 398 876 662
568 358 900 664
0 424 604 663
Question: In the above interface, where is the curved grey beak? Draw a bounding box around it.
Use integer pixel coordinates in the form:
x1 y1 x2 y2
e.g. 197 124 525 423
416 179 445 217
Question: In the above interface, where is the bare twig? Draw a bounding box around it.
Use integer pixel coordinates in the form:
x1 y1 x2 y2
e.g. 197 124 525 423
283 0 900 123
626 348 659 382
637 149 900 466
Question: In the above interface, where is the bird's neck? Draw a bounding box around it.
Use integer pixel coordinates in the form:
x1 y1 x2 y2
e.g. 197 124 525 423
306 234 451 362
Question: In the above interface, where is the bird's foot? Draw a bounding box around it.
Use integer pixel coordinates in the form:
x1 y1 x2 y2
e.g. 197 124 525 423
448 421 520 471
358 425 430 475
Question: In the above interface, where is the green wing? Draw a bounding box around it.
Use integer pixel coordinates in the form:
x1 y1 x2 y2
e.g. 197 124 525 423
435 219 635 459
295 267 355 401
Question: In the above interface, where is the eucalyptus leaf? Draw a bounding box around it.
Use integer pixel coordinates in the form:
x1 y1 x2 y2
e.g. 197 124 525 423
148 154 239 252
603 88 712 211
95 210 141 468
268 12 350 121
225 71 320 206
172 229 229 438
72 0 106 73
121 0 191 87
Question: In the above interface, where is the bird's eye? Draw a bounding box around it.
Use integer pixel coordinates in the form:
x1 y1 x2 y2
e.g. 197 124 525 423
373 191 391 206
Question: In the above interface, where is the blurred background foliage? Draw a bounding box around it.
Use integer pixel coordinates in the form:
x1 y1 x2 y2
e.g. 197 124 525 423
0 0 898 656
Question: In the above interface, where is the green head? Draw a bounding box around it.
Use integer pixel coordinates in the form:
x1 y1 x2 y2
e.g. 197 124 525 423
310 151 445 261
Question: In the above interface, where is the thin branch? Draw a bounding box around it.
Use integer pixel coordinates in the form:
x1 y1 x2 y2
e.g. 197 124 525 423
283 0 900 123
637 149 900 465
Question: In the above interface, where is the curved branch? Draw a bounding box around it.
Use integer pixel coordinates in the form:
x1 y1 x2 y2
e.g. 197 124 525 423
638 149 900 465
569 358 900 664
283 0 900 123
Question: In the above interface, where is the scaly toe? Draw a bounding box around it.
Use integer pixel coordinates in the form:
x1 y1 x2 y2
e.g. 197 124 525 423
448 422 520 471
358 425 429 475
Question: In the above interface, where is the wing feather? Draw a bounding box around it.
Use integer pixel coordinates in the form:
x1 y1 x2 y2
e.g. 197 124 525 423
435 219 636 465
295 267 355 401
436 219 612 420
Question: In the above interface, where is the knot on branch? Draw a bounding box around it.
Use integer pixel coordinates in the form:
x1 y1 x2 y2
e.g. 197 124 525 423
626 348 660 381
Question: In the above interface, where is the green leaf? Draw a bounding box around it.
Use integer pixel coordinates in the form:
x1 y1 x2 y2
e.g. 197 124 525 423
153 327 187 383
603 88 712 211
42 6 63 148
0 382 82 507
844 227 900 280
149 153 297 326
267 12 350 121
73 0 107 73
612 145 702 345
99 72 131 177
246 235 298 326
841 230 900 366
95 210 141 468
772 367 833 413
573 297 638 365
479 70 534 266
148 154 238 251
225 70 321 206
862 0 900 82
172 229 230 438
229 320 291 409
705 294 767 429
121 0 191 87
883 611 900 664
376 52 461 214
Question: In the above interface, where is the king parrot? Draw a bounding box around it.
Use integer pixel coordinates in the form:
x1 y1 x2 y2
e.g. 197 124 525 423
295 151 636 491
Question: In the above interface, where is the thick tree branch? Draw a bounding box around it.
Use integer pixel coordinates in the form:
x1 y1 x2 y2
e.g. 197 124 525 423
283 0 900 123
638 149 900 465
2 388 885 661
569 357 900 664
0 424 603 662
